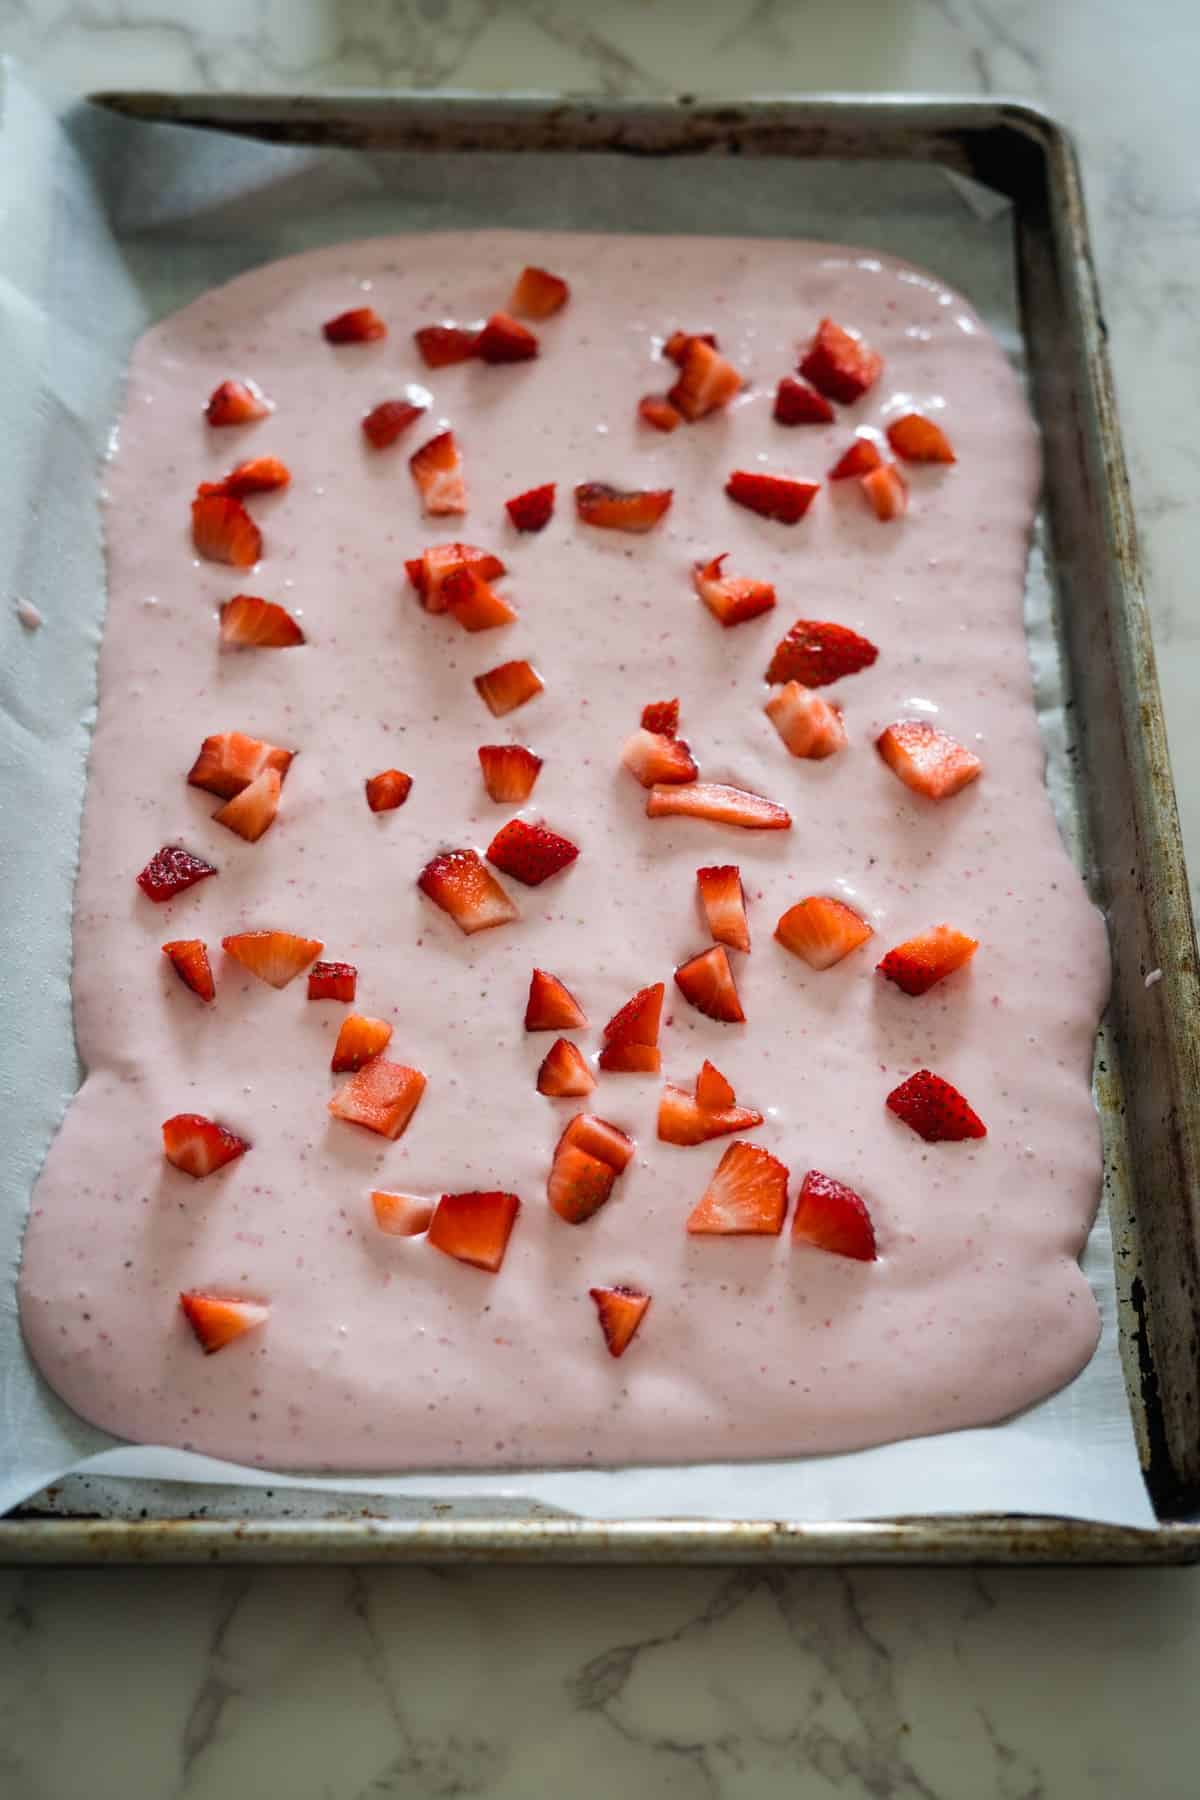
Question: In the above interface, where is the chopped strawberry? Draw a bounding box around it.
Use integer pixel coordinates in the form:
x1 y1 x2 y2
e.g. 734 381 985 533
886 1069 987 1142
792 1170 877 1261
362 397 426 448
221 929 323 988
414 323 480 367
180 1292 269 1353
486 819 578 887
219 594 305 649
799 317 882 404
674 945 745 1023
331 1013 393 1073
478 744 543 803
212 766 281 842
686 1140 789 1235
657 1073 762 1147
137 845 216 903
408 542 506 611
191 493 262 568
204 455 290 497
537 1038 596 1098
510 265 569 318
558 1113 635 1172
877 924 979 996
861 463 908 521
365 769 413 812
668 337 742 421
692 554 776 629
621 728 698 788
474 658 543 717
475 312 539 363
598 983 664 1075
663 329 718 363
638 394 683 433
328 1059 427 1139
645 782 791 831
695 1060 736 1111
829 435 884 480
162 938 215 1002
525 968 587 1032
773 376 835 426
574 483 673 532
162 1113 249 1179
417 847 520 933
441 564 518 632
323 306 386 343
428 1191 520 1271
887 412 956 464
725 470 819 524
640 698 679 737
409 430 466 517
505 483 555 532
205 378 272 426
696 864 750 953
307 960 357 1002
187 731 294 800
764 681 847 759
589 1285 650 1358
765 619 878 687
775 895 873 969
877 720 982 800
548 1145 617 1224
371 1191 435 1237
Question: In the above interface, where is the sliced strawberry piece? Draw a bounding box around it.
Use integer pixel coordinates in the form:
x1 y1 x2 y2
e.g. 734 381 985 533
408 542 506 611
861 463 908 521
475 312 539 363
799 317 882 404
137 845 216 903
764 681 847 759
478 744 542 804
212 766 281 842
686 1141 788 1235
886 1069 987 1142
773 376 835 426
524 968 587 1033
205 378 272 426
187 732 294 800
668 337 742 421
725 470 819 524
657 1085 762 1148
331 1013 393 1073
645 782 791 831
410 430 466 517
307 960 357 1002
362 397 426 448
776 896 873 970
221 929 323 988
692 554 776 629
829 435 884 480
208 455 291 497
441 564 518 632
474 659 543 717
877 924 979 996
674 946 745 1023
365 769 413 812
180 1292 269 1353
695 1060 736 1111
372 1191 435 1237
537 1038 596 1098
328 1059 427 1139
877 720 982 800
324 306 386 343
219 594 305 649
574 483 673 533
509 265 569 318
641 698 679 737
696 864 750 953
590 1285 650 1358
505 482 555 532
162 1113 249 1179
414 323 480 367
191 493 262 568
417 847 520 933
792 1170 877 1261
428 1191 520 1271
765 619 878 687
663 329 718 363
162 938 215 1002
887 412 956 464
486 819 578 887
621 728 698 788
548 1144 617 1224
599 983 664 1067
558 1113 635 1172
638 394 683 433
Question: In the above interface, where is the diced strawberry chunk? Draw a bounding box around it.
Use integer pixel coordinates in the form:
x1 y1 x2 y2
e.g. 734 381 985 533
792 1170 877 1261
365 769 413 812
799 317 882 404
509 266 569 318
191 493 262 568
372 1191 435 1237
505 483 555 532
886 1069 987 1142
674 945 745 1023
221 929 323 988
638 394 683 433
331 1013 393 1073
474 659 543 717
686 1140 789 1235
212 766 281 842
187 732 294 800
861 463 908 521
877 924 979 996
765 619 878 687
558 1113 635 1172
657 1079 762 1147
599 983 664 1069
640 698 679 737
645 782 791 831
475 312 539 364
695 1059 736 1111
877 720 982 800
776 896 873 970
696 864 750 953
524 969 587 1032
328 1059 427 1139
307 960 357 1002
417 847 520 933
428 1191 520 1271
773 376 835 426
692 554 776 629
548 1144 617 1225
410 430 466 517
764 681 847 759
362 397 426 448
323 306 386 343
205 378 272 426
574 483 673 532
441 564 518 632
663 329 718 364
137 845 216 903
219 594 304 649
829 435 884 480
409 541 506 613
202 455 290 498
478 744 543 804
180 1292 269 1353
537 1038 596 1098
414 324 480 367
486 819 578 887
589 1285 650 1358
668 337 742 421
162 938 215 1002
886 412 956 464
725 470 819 524
621 728 698 788
162 1113 249 1179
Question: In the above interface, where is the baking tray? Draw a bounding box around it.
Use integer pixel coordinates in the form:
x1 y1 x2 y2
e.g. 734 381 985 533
4 91 1199 1566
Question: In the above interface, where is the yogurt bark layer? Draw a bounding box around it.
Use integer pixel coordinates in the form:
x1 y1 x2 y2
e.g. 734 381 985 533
18 231 1110 1471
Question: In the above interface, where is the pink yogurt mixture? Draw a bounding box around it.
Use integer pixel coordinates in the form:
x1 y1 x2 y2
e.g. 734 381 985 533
18 230 1110 1471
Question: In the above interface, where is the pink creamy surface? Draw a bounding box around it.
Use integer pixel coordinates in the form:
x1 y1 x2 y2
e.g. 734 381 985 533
18 231 1110 1471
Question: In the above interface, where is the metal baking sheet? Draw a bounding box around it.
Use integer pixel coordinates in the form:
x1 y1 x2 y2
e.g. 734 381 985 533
4 91 1199 1565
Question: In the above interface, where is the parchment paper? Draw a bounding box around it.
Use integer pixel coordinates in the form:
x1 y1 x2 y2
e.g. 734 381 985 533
0 64 1154 1526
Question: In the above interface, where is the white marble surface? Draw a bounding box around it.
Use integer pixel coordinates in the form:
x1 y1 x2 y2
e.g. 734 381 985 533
3 1 1200 1795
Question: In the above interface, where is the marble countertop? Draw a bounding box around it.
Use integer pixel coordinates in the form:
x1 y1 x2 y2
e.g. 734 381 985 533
4 1 1200 1795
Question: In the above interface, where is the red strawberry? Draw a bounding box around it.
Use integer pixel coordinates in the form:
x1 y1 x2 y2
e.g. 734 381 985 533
410 430 466 517
668 337 742 421
365 769 413 812
598 983 664 1074
207 455 291 497
886 1069 987 1142
764 681 847 759
674 945 745 1023
548 1145 617 1224
408 542 506 611
475 312 539 363
510 265 569 318
474 659 544 717
799 317 882 404
219 595 304 649
162 1113 249 1179
212 766 281 842
221 929 323 988
645 782 791 831
686 1140 789 1235
162 938 215 1002
692 554 776 629
414 323 480 367
725 470 819 524
861 463 908 521
205 378 272 426
695 1059 736 1111
776 896 873 969
191 493 262 567
323 306 386 343
505 483 555 532
877 720 981 800
486 819 578 887
621 728 698 788
663 329 718 363
657 1080 762 1147
574 483 673 533
478 744 543 804
696 864 750 953
441 564 518 632
307 960 357 1002
638 394 683 433
537 1038 596 1098
417 847 520 933
180 1292 269 1353
589 1285 650 1358
829 435 884 480
792 1170 877 1261
773 376 835 426
428 1191 520 1271
640 698 679 737
328 1059 427 1139
558 1113 635 1172
187 732 294 800
765 619 878 687
331 1013 393 1073
362 397 426 448
877 924 979 996
137 845 216 903
524 969 587 1032
371 1191 435 1237
887 412 956 464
